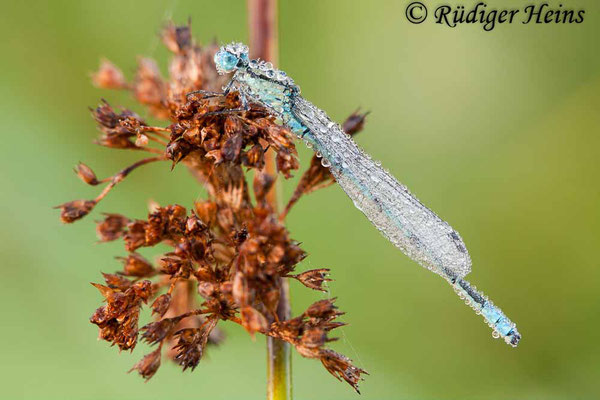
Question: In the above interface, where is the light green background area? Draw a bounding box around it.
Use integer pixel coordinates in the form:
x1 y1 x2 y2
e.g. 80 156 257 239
1 0 599 399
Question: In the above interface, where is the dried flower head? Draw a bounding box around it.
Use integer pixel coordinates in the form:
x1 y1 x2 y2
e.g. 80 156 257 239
92 59 128 90
58 22 368 393
128 347 161 381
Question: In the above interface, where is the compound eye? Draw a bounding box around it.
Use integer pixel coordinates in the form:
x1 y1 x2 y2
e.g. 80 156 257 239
215 51 239 74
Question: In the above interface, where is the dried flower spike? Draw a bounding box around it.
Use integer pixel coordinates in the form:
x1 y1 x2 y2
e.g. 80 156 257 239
59 21 368 393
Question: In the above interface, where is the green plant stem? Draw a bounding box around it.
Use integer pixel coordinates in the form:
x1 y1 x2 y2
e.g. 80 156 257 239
266 279 291 400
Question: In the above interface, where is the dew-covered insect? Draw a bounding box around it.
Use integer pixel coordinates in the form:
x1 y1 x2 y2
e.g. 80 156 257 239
190 42 521 347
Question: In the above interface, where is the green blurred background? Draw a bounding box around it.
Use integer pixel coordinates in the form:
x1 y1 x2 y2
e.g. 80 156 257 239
1 0 599 398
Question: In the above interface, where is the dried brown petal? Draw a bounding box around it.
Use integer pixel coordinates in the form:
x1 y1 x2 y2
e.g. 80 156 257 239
91 282 114 300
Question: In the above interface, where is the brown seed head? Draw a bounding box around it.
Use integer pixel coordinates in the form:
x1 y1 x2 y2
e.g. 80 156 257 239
129 348 162 381
117 253 156 278
96 213 130 242
240 306 268 335
92 59 127 89
56 200 96 223
151 293 172 317
290 268 332 292
74 162 99 185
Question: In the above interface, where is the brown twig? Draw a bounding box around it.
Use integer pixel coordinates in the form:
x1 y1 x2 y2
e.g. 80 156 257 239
248 0 280 212
95 156 167 203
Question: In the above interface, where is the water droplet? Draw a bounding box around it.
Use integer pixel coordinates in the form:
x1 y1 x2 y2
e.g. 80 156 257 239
315 151 322 158
492 331 500 339
352 199 363 213
321 158 331 168
275 70 287 80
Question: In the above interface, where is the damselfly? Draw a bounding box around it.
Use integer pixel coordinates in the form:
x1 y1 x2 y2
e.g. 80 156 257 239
190 43 521 347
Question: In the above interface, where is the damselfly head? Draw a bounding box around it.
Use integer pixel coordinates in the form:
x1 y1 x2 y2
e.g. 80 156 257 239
214 42 249 75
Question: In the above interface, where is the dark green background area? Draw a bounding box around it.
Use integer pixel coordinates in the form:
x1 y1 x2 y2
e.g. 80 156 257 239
1 1 598 399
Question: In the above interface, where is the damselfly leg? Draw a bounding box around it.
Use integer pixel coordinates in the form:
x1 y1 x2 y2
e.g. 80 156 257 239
186 89 225 100
186 86 250 117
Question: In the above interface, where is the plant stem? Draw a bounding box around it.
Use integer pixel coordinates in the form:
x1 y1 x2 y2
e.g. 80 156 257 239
247 0 282 210
266 281 291 400
247 1 291 399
